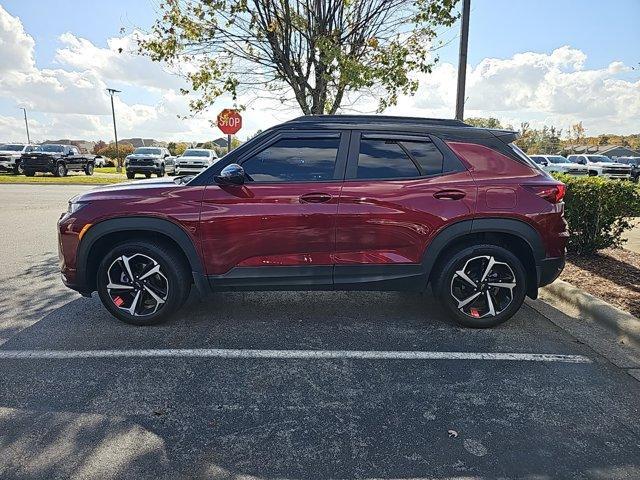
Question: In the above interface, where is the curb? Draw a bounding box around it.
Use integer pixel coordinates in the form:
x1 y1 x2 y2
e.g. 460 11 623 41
540 279 640 348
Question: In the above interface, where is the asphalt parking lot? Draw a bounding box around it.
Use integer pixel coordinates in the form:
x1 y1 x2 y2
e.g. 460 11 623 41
1 184 639 479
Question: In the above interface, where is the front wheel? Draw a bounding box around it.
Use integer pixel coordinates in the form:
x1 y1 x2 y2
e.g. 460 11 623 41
55 163 67 177
14 161 24 175
126 171 135 179
24 169 35 177
96 241 191 325
84 163 94 176
433 244 527 328
157 165 165 177
145 172 152 179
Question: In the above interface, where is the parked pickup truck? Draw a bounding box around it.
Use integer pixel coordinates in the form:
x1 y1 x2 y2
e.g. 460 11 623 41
0 143 38 174
21 144 97 177
566 154 632 179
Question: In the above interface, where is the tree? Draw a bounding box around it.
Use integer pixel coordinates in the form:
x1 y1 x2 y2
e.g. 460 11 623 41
97 142 134 162
168 142 190 156
137 0 459 115
92 140 107 154
465 117 503 129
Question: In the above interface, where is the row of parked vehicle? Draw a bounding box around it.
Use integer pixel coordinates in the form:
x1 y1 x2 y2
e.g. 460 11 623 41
529 154 638 181
0 142 220 178
124 147 219 179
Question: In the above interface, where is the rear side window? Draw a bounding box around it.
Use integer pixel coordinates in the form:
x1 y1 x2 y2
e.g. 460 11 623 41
357 139 443 179
242 137 339 182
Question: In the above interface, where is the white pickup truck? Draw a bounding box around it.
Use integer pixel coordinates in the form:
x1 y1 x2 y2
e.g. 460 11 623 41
0 143 37 174
528 155 588 177
567 154 632 179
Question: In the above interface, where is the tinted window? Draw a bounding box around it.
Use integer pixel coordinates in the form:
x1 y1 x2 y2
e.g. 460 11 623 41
242 137 339 182
402 141 443 176
357 140 419 179
529 156 543 164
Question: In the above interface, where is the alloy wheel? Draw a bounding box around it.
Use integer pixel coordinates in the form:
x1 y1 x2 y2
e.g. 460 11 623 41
106 253 169 317
450 255 516 319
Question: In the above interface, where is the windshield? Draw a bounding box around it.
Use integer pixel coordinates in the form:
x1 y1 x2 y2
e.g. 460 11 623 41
37 145 64 153
587 155 612 163
134 148 162 155
182 150 209 157
0 144 25 152
548 156 570 164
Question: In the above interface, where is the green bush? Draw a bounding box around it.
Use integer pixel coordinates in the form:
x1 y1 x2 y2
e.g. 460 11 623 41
553 174 640 255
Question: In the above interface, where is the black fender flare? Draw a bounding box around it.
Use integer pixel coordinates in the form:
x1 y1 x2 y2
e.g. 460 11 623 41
422 218 545 292
76 216 207 294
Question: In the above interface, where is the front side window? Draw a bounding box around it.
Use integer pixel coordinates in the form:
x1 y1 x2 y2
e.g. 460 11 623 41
357 138 443 179
242 137 339 182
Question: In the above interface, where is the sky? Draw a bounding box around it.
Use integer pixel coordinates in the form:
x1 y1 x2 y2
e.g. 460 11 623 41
0 0 638 143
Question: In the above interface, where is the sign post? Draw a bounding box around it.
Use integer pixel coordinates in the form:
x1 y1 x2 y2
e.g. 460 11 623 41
217 109 243 153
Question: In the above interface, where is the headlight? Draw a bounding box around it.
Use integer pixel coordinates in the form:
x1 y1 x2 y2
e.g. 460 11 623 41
67 201 87 215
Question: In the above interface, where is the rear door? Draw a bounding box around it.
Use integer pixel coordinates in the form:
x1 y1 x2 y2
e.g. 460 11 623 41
334 131 476 288
199 130 349 286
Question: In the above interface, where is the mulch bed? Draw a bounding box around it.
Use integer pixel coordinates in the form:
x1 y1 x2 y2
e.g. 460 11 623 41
560 248 640 318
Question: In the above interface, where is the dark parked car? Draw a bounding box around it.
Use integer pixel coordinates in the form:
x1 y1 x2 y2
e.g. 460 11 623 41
21 144 96 177
614 157 640 182
125 147 172 179
58 115 567 327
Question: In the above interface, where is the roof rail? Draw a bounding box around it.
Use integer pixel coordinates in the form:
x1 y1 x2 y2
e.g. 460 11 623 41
285 114 468 127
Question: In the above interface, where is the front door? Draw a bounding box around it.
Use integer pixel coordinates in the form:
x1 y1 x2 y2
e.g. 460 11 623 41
334 131 477 288
199 131 349 288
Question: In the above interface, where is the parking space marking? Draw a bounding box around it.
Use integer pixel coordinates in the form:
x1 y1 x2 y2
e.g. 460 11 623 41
0 348 592 363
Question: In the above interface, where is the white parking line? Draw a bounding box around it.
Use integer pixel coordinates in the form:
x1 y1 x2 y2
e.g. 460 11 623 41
0 348 591 363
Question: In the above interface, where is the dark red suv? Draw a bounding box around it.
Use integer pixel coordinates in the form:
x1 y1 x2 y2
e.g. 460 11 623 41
58 115 567 327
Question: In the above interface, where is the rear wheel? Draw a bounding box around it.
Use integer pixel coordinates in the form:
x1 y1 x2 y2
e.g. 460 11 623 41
433 244 527 328
55 162 67 177
96 241 191 325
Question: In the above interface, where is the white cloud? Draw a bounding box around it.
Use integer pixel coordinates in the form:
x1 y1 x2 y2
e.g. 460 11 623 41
388 46 640 135
0 5 638 142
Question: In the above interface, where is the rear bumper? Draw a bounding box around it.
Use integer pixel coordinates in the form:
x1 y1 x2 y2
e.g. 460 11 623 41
538 256 565 287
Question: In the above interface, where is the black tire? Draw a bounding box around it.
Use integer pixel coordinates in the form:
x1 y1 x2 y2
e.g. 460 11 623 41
126 171 135 179
24 169 35 177
13 161 24 175
96 241 191 326
145 172 152 179
157 165 165 177
433 244 527 328
55 162 67 177
84 163 94 176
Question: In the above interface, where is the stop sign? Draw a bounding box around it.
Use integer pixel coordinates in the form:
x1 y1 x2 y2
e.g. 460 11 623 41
217 109 242 135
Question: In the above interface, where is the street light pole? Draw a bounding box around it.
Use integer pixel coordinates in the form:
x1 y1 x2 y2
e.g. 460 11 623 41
20 108 31 144
455 0 471 121
106 88 122 172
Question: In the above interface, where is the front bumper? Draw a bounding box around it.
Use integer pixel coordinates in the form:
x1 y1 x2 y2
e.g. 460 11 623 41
175 166 206 175
0 160 16 171
126 165 161 173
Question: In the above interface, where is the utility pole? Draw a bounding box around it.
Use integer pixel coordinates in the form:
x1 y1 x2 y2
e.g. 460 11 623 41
20 108 31 144
106 88 122 172
455 0 471 121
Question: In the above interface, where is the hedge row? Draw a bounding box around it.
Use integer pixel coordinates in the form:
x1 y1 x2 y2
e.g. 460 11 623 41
553 174 640 255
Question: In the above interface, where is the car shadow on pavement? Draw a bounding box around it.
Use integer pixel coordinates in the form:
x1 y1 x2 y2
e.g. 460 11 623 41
2 291 640 479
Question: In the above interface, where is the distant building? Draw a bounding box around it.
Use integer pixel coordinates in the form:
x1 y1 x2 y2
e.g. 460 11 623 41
212 137 228 148
119 138 168 148
562 144 640 158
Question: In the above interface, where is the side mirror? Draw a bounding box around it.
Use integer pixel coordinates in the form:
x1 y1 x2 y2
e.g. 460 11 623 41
164 153 170 158
540 160 548 166
214 163 245 185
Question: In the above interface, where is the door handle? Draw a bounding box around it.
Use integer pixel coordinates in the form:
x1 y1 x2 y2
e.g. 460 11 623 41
300 193 332 204
433 189 466 200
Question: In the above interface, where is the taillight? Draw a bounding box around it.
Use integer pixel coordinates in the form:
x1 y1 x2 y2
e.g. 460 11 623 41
523 183 566 203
